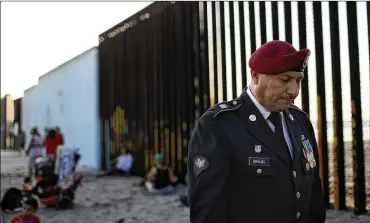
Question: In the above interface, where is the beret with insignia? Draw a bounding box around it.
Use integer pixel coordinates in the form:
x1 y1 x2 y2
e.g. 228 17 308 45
249 40 310 75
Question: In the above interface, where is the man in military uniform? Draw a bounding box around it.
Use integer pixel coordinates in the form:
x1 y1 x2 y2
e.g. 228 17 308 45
187 40 326 223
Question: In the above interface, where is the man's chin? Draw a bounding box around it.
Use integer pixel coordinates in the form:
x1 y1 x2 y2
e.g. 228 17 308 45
275 103 292 111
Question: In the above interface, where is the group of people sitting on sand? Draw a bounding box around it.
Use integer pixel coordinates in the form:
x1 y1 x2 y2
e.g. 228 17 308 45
98 147 190 209
98 147 183 195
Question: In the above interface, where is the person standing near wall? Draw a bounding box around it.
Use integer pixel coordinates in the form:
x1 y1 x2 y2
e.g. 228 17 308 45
26 127 43 177
44 128 58 159
19 129 26 156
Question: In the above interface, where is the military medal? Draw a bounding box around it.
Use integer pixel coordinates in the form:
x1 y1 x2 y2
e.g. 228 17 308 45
302 136 316 169
307 153 316 168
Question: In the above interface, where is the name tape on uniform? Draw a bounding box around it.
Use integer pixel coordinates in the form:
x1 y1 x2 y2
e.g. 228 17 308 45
248 157 270 166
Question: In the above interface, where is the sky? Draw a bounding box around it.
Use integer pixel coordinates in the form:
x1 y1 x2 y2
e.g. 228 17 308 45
1 2 369 138
1 2 153 99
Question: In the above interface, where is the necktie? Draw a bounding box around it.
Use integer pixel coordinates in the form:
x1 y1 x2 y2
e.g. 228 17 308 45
268 112 291 158
268 112 283 135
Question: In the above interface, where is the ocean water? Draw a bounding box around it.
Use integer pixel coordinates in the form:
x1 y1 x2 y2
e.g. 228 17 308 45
311 120 370 142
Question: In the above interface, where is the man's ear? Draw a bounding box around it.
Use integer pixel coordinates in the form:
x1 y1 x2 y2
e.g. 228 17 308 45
251 70 259 84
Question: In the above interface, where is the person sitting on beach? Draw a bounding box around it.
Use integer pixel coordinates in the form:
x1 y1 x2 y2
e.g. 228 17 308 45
10 197 40 223
98 148 134 177
144 153 179 194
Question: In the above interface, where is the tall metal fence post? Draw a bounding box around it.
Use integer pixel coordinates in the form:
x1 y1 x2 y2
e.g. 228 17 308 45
312 1 330 207
297 2 310 115
229 2 238 98
284 2 292 44
238 2 247 89
329 1 346 210
346 2 367 215
259 2 267 44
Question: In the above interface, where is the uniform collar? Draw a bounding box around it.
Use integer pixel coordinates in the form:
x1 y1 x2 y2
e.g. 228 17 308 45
246 87 272 120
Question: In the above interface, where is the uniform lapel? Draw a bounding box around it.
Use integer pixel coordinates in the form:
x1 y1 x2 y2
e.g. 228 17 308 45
283 109 303 163
238 91 291 165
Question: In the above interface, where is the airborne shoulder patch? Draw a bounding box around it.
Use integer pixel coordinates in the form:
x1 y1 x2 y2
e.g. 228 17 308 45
193 155 209 178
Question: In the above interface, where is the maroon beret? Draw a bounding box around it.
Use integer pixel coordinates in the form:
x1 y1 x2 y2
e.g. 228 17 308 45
248 40 311 75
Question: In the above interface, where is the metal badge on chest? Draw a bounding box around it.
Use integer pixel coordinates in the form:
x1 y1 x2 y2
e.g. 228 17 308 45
254 145 261 153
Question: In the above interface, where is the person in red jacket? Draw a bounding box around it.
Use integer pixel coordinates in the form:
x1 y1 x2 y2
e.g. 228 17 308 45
10 197 40 223
44 129 58 158
55 126 64 146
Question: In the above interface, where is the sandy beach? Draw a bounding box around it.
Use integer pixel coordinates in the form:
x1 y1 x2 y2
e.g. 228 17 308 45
1 156 189 223
1 152 369 223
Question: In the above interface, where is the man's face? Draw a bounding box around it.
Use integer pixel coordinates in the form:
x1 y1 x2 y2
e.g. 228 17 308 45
253 71 303 111
23 204 36 218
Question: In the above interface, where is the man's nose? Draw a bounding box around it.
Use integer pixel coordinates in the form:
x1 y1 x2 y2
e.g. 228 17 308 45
287 81 299 97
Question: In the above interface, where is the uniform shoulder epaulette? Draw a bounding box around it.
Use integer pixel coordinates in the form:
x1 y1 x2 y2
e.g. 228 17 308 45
212 99 241 118
289 104 309 117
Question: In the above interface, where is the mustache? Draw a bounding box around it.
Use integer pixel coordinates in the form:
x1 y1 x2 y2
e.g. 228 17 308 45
280 95 296 101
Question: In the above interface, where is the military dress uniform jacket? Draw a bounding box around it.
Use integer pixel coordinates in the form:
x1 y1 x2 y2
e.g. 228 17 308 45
187 91 326 223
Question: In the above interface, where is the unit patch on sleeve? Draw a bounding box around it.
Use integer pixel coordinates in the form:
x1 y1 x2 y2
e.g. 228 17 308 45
193 155 209 178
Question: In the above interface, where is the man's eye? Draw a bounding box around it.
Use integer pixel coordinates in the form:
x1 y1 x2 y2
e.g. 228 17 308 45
281 78 290 83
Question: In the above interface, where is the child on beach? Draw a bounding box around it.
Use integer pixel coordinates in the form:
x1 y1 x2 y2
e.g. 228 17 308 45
10 197 40 223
